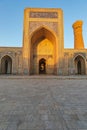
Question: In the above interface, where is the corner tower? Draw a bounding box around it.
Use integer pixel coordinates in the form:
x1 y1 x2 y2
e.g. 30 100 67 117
72 20 84 49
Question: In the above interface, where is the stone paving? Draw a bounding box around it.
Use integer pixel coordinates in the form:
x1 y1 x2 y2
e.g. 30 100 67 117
0 75 87 130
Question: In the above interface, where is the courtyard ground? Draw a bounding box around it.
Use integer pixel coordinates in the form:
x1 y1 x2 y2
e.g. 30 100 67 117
0 75 87 130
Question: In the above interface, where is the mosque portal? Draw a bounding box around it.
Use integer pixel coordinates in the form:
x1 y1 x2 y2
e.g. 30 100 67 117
31 27 56 74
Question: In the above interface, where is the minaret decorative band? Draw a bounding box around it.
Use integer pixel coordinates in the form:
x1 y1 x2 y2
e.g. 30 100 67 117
72 20 84 49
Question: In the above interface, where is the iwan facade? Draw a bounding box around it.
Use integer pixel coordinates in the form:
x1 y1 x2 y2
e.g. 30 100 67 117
0 8 87 75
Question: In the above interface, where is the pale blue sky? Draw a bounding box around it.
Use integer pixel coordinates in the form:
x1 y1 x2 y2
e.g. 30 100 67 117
0 0 87 48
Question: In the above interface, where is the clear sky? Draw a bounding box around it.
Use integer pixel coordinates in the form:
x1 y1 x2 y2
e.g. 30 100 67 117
0 0 87 48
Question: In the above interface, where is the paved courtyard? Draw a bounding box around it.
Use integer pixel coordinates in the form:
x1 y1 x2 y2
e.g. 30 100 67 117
0 75 87 130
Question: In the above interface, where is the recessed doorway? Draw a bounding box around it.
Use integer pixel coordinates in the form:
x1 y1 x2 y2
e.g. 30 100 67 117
77 60 81 74
1 55 12 74
39 58 46 74
74 55 85 75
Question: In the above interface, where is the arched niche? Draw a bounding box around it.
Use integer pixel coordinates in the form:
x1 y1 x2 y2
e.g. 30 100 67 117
1 55 12 74
74 55 85 75
30 27 56 74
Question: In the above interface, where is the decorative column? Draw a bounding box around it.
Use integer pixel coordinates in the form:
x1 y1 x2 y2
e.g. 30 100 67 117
72 20 84 49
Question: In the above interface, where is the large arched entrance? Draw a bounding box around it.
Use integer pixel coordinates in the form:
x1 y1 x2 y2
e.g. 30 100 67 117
31 27 56 75
1 55 12 74
74 55 85 75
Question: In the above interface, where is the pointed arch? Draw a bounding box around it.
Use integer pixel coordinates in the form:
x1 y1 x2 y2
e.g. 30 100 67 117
74 55 85 75
30 26 57 74
39 58 46 74
1 55 12 74
31 25 57 47
30 25 57 43
74 54 85 61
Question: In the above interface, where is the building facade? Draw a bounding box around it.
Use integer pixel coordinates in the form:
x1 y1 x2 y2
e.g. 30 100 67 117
0 8 87 75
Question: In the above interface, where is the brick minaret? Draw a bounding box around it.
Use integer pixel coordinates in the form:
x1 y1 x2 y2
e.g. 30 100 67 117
72 20 84 49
